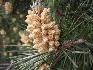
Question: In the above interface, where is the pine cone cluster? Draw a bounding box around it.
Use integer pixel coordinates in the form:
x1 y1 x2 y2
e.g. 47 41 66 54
25 5 60 53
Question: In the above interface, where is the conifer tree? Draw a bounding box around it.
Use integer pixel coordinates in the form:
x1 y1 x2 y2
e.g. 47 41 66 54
0 0 93 70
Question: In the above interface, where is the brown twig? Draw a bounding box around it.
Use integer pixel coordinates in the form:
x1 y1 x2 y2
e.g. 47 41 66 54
63 39 86 49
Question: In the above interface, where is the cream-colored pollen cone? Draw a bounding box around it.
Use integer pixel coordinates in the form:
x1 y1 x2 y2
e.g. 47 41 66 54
4 2 13 14
0 0 3 4
38 63 49 70
25 5 60 53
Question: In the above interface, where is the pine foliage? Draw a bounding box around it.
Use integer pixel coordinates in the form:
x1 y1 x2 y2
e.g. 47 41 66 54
0 0 93 70
11 0 93 70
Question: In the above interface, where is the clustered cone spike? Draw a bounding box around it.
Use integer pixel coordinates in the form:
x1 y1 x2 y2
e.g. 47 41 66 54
0 0 3 4
4 2 13 14
38 63 50 70
25 1 60 53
